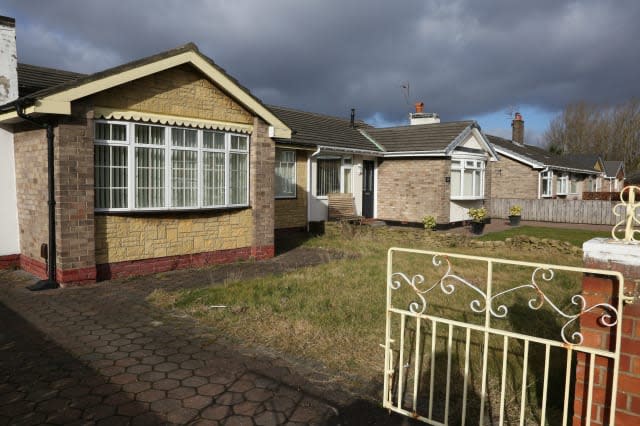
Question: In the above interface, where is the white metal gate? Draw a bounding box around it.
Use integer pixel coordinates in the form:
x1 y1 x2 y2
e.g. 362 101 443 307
383 248 624 425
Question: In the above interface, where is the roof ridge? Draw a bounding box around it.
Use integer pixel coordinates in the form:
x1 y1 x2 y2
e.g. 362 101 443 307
369 120 475 131
19 43 202 101
268 104 367 125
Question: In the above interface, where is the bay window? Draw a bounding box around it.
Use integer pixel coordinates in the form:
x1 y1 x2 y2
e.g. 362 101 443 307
275 149 296 198
450 159 485 199
94 121 249 211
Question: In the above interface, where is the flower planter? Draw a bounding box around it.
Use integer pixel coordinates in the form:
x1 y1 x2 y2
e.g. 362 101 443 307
471 221 485 235
508 215 521 226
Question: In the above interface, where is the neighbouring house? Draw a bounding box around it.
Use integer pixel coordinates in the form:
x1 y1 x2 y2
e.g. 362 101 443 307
365 105 498 224
269 105 381 227
487 113 603 201
270 102 499 225
601 160 625 192
0 16 292 284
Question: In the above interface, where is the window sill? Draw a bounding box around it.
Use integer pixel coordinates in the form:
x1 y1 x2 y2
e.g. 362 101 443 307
275 195 297 200
450 196 484 201
95 205 251 215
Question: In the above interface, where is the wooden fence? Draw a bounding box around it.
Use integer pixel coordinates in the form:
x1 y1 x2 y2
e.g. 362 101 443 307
489 198 620 225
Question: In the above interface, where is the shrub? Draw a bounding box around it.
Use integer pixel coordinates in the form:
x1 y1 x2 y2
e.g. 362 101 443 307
468 207 488 223
422 215 437 231
509 205 522 216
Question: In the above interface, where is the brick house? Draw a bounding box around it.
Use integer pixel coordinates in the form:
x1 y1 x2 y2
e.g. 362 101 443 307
488 114 602 201
0 17 291 285
270 102 499 226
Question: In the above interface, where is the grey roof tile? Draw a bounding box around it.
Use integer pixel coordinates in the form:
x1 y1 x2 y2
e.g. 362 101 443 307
17 63 86 97
269 105 379 151
488 135 599 173
365 121 474 152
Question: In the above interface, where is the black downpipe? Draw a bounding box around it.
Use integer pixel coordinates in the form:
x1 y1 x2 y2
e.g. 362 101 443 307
15 102 59 291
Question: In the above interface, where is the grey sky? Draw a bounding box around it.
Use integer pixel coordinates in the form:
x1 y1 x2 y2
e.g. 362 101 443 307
4 0 640 141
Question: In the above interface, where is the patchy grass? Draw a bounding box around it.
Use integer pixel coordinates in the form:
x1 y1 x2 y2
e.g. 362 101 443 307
148 226 591 423
478 225 611 246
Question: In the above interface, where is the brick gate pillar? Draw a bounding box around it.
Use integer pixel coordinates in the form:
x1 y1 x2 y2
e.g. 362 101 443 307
575 239 640 425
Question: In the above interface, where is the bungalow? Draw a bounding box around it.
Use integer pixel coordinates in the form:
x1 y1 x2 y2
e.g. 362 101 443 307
487 114 602 200
0 16 290 286
270 102 498 226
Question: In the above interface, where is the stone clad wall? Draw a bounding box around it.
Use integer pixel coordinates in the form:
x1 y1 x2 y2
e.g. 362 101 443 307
10 64 278 283
90 65 253 124
275 149 308 229
376 158 450 223
94 211 252 264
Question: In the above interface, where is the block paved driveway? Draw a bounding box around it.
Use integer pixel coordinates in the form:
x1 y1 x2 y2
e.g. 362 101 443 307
0 245 417 425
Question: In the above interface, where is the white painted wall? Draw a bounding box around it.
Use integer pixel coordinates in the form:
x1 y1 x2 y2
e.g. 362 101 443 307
0 127 20 255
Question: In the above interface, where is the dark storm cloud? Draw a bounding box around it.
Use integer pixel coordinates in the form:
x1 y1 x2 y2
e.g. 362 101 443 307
4 0 640 124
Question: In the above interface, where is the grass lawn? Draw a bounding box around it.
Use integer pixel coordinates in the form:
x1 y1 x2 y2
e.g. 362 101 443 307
478 225 611 246
149 225 603 423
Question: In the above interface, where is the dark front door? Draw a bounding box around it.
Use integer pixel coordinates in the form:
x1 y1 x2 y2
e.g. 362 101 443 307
362 160 375 218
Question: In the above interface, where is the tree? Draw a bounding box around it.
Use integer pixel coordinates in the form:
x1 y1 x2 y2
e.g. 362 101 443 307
544 99 640 172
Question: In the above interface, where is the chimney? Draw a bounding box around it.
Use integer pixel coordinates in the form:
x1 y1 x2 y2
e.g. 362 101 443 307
511 112 524 144
409 101 440 125
0 16 18 104
350 108 355 128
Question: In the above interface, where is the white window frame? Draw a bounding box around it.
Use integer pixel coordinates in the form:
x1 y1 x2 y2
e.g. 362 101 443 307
94 120 250 212
541 170 553 198
315 155 353 198
450 157 485 200
95 122 129 211
275 148 297 199
557 173 569 195
568 174 579 195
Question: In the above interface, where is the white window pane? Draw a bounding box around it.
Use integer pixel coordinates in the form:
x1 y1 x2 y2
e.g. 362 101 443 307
172 150 198 207
463 170 473 196
204 131 225 150
112 124 127 141
136 125 164 145
95 145 128 209
474 170 482 196
343 168 352 194
229 153 248 204
450 170 461 197
231 135 248 151
172 128 197 148
96 123 110 140
203 152 226 206
275 149 296 197
136 147 165 208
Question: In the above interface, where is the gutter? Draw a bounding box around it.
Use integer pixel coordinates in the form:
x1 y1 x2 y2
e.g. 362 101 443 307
15 100 59 291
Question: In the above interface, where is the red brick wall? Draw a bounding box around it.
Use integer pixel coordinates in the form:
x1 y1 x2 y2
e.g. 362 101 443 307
575 255 640 425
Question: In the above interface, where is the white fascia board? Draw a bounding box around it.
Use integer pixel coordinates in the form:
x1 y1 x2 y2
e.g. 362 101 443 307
381 150 447 158
444 125 473 154
317 145 383 156
40 51 291 139
444 125 499 161
548 165 600 175
493 146 544 169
